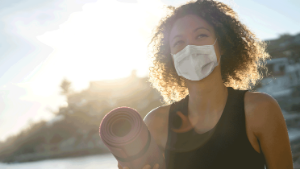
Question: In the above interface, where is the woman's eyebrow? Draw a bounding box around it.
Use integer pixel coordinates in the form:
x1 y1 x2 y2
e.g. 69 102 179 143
171 27 210 43
193 27 210 33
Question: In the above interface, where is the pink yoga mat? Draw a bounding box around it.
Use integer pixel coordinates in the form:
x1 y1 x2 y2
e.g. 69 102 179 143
99 107 166 169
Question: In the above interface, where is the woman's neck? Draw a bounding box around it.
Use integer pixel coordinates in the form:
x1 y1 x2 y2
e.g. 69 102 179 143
186 67 228 121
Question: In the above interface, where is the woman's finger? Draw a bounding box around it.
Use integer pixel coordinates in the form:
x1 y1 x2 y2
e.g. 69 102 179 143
153 163 160 169
142 164 151 169
120 164 159 169
117 163 122 169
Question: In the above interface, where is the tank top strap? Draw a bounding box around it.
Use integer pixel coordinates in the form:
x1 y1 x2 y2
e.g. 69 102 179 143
223 88 248 126
168 94 189 130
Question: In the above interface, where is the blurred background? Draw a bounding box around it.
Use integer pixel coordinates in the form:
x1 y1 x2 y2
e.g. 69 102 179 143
0 0 299 168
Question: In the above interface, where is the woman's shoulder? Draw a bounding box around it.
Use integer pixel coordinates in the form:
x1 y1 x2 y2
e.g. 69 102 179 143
244 90 279 112
243 91 293 168
143 104 171 124
143 105 171 150
244 91 283 135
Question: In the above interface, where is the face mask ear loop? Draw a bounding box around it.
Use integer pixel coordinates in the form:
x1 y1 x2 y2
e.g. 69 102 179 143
212 38 217 46
171 53 181 76
212 38 220 66
217 55 221 66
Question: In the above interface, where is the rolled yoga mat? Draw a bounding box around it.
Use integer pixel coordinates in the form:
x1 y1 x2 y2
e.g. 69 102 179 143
99 107 166 169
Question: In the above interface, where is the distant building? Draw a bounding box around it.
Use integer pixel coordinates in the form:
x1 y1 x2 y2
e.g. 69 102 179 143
257 33 300 99
257 58 300 98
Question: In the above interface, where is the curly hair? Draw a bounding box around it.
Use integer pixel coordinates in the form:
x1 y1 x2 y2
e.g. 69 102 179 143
147 0 270 105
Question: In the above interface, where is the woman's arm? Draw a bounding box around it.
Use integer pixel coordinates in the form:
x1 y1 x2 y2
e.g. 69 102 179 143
117 106 168 169
248 92 293 169
143 106 169 154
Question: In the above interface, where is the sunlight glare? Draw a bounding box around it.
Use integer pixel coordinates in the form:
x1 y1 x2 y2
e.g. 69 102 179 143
37 0 166 91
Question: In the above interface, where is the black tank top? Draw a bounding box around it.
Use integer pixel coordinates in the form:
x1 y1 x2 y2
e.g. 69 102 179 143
164 87 266 169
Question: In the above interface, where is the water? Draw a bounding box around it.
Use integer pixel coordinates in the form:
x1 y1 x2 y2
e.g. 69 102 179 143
0 153 118 169
1 128 300 169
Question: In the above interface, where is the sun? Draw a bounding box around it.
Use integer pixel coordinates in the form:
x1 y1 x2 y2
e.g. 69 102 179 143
36 0 167 91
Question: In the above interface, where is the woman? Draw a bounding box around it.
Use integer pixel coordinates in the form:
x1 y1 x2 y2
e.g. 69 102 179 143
119 0 293 168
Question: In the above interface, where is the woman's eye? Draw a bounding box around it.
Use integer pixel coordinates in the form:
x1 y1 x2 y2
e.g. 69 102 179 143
197 34 208 38
173 40 183 47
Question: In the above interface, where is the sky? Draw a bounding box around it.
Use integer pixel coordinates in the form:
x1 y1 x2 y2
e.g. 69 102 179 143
0 0 299 141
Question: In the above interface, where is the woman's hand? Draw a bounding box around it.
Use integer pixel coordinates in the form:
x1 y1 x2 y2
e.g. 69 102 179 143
117 163 160 169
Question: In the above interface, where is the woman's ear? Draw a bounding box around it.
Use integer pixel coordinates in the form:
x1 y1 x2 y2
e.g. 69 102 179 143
216 39 225 56
220 46 225 56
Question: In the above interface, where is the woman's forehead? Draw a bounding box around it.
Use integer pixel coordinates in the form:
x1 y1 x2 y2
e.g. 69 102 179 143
169 14 213 40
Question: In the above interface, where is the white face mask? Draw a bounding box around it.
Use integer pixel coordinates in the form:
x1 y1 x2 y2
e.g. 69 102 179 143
171 38 219 81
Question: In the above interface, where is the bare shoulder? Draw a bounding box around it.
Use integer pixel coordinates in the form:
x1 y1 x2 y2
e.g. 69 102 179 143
244 91 280 114
244 91 283 137
143 104 171 150
244 91 293 168
244 91 278 111
144 104 170 121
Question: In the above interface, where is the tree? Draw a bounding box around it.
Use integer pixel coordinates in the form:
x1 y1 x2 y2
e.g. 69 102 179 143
60 78 73 96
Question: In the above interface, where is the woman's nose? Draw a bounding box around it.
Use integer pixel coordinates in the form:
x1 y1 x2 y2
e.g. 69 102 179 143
186 38 197 46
